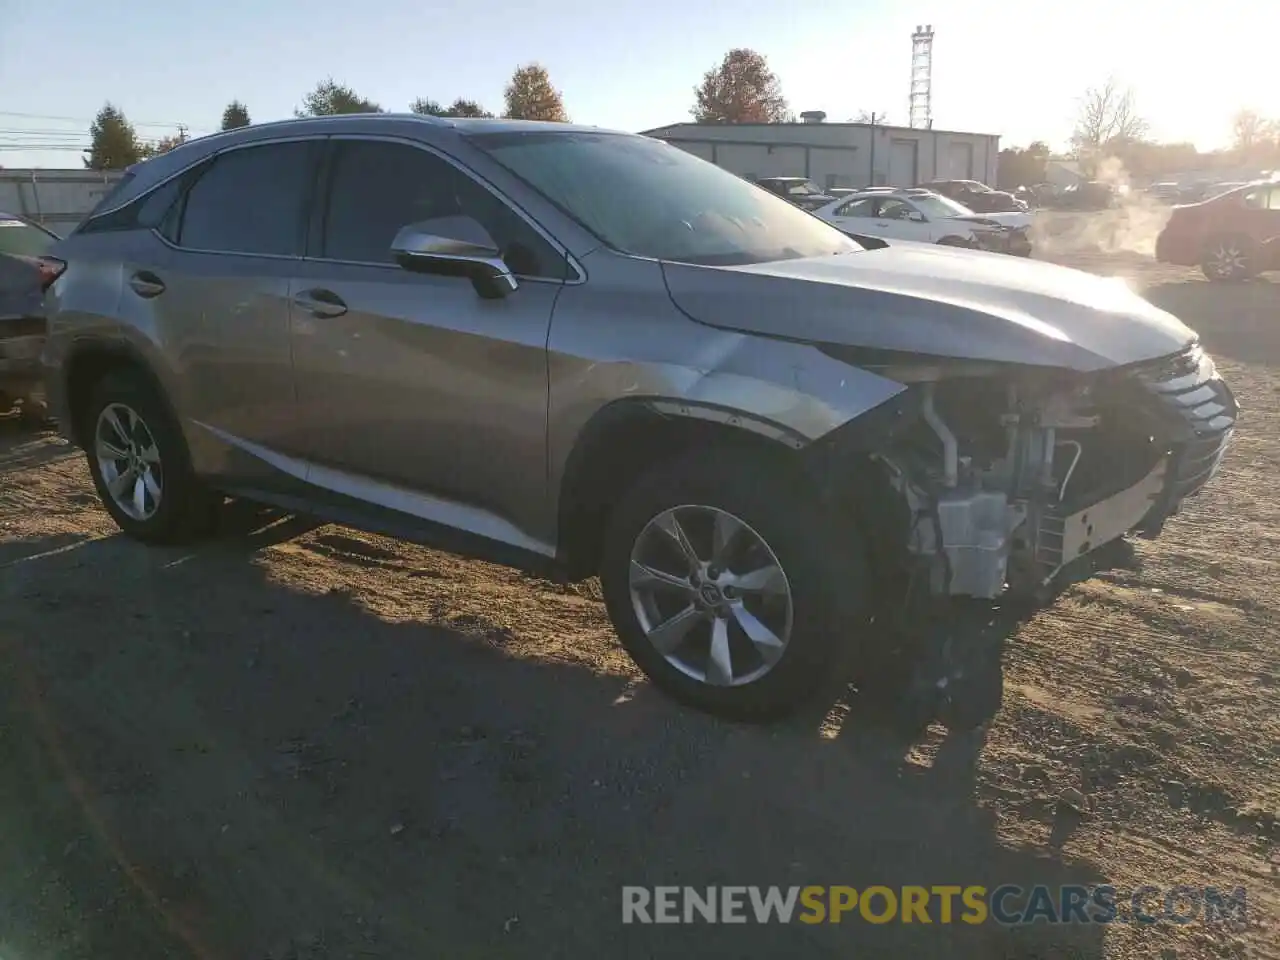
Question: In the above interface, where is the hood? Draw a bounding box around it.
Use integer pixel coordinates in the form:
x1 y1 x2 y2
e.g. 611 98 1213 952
660 242 1195 372
952 210 1032 230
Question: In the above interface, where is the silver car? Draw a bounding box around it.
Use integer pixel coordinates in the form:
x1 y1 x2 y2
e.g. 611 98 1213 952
41 115 1237 720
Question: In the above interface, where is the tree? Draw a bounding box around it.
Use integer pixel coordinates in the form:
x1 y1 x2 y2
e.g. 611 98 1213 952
503 63 568 122
1070 78 1148 173
443 98 493 118
138 131 189 159
410 97 445 116
83 103 143 170
996 141 1050 189
221 100 251 131
853 110 887 124
296 79 383 117
411 97 494 118
692 48 788 124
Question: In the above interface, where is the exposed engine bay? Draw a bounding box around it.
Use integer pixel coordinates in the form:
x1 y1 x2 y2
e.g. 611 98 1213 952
862 344 1238 600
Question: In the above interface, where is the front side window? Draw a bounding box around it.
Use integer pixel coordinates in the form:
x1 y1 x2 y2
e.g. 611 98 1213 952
320 140 563 279
177 141 318 256
470 131 859 266
876 198 914 220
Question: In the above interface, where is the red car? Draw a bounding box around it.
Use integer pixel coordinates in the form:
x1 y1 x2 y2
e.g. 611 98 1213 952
1155 180 1280 281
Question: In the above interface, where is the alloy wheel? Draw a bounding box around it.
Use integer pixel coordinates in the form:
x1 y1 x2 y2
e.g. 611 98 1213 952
627 505 794 687
95 402 164 521
1209 241 1246 279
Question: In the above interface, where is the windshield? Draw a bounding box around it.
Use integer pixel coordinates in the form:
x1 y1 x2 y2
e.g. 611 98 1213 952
781 180 822 196
470 132 858 266
911 193 974 218
0 217 57 258
963 181 994 192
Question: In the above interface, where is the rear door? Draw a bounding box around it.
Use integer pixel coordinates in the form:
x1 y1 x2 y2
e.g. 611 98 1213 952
288 136 568 545
135 138 323 477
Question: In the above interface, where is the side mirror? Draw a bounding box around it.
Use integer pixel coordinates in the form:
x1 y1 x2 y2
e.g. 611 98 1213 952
908 211 928 223
390 216 518 300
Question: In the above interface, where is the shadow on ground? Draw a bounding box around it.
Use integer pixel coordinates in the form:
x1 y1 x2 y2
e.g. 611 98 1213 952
1143 277 1280 366
0 504 1109 959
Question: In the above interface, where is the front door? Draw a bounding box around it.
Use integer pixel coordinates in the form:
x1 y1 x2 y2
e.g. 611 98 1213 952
827 196 902 239
872 197 935 242
289 137 569 548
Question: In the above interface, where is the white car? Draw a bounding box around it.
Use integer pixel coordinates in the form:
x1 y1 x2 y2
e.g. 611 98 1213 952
812 189 1033 256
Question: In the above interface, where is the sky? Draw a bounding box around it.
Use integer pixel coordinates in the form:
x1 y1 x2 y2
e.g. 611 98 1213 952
1 0 1276 169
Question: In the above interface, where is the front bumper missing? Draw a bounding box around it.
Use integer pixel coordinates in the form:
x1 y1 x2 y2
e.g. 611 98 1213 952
1036 346 1237 580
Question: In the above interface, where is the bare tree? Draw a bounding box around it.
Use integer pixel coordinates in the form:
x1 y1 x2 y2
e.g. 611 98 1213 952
1071 79 1148 163
1231 109 1267 151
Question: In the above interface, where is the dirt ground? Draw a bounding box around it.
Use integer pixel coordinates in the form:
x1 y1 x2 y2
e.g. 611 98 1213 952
1 244 1277 960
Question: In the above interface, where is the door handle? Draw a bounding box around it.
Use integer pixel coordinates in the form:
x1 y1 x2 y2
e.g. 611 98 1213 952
129 271 166 298
292 288 347 318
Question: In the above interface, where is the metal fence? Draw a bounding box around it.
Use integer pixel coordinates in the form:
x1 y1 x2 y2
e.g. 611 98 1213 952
0 168 125 236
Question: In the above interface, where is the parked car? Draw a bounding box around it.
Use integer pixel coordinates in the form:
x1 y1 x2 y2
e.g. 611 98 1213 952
918 179 1029 213
1052 181 1119 211
812 188 1033 256
1156 180 1280 280
43 116 1236 720
752 176 837 210
0 211 62 420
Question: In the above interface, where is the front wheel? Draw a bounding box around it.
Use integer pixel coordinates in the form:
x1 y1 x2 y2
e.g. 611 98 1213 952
1201 235 1254 281
600 448 870 721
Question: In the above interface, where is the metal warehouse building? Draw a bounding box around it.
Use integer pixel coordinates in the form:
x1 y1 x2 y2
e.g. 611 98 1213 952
642 115 1000 190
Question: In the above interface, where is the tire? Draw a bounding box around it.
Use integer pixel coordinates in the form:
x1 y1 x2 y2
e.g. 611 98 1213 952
83 369 221 544
1201 235 1254 281
600 447 871 721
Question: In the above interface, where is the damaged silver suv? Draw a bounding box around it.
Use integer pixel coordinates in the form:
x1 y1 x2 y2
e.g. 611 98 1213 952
42 116 1237 719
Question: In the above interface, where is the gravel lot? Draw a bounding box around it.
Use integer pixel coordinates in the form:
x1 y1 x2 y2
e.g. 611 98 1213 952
1 244 1277 960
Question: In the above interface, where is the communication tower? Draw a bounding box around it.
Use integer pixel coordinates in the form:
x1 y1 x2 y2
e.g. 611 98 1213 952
909 24 935 130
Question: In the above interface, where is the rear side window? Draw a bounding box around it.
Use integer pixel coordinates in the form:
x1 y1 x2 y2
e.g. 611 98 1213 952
177 141 318 256
80 171 137 222
80 173 190 235
319 139 564 279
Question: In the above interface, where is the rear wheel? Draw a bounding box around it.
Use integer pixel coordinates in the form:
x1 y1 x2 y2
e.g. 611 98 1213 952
84 370 221 544
600 448 870 721
1201 235 1254 281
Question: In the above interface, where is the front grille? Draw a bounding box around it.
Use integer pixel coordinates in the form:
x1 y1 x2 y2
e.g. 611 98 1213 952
1130 344 1238 533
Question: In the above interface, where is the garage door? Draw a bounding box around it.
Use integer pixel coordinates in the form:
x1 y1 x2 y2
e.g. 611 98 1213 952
949 142 974 179
889 140 918 186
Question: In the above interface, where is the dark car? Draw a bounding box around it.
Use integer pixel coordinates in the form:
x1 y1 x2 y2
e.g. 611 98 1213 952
1053 181 1118 211
753 177 836 210
1156 180 1280 281
0 212 63 419
918 179 1028 213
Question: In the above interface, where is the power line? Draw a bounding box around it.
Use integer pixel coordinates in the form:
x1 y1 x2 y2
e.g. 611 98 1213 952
0 109 202 131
